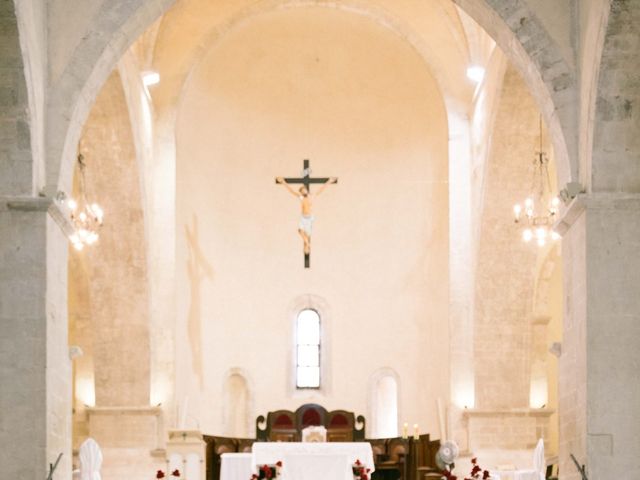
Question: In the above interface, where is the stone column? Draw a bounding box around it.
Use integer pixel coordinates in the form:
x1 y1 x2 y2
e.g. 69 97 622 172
556 193 640 480
0 198 71 480
448 106 475 449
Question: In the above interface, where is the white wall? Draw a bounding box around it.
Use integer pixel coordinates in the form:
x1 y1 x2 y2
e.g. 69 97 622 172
174 6 450 437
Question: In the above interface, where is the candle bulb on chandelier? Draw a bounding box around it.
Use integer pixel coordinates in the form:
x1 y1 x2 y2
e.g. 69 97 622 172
513 204 522 222
413 424 419 440
402 423 408 439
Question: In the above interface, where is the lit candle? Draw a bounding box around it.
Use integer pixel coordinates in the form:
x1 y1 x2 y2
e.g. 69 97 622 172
402 423 408 439
413 424 419 440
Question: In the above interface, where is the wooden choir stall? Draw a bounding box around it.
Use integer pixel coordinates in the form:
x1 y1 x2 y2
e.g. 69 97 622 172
203 404 441 480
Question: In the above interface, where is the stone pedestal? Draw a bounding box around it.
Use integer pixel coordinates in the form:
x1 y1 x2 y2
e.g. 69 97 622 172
84 406 165 479
87 406 164 450
166 430 206 480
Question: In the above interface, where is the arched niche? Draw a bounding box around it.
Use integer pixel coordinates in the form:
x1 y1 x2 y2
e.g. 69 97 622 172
222 369 253 438
369 368 400 438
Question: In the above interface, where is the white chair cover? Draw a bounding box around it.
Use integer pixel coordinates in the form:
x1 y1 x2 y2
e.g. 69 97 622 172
79 438 103 480
532 439 545 480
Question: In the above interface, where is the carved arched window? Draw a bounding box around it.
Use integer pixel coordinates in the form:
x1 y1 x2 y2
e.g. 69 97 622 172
296 309 321 389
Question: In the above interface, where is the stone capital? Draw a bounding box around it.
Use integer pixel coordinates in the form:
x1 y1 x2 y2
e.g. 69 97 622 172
554 192 640 236
2 195 51 212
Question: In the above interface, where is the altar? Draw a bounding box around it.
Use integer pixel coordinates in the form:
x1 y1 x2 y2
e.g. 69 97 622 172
206 404 440 480
220 442 374 480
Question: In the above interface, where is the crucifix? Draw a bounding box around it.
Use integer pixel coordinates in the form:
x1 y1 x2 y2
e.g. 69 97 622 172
275 159 338 268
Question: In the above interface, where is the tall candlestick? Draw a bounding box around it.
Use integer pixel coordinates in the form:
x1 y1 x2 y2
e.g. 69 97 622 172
413 423 419 440
402 422 408 439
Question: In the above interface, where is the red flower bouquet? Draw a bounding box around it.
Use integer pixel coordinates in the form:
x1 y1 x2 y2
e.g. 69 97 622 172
249 461 282 480
352 459 371 480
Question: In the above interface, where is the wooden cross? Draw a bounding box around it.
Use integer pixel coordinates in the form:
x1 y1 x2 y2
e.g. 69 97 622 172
276 159 336 192
275 159 338 268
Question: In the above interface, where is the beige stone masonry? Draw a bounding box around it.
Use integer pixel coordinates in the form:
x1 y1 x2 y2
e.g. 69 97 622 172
465 408 554 450
86 406 164 450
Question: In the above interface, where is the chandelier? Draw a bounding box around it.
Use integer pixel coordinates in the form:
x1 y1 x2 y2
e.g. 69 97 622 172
513 118 560 247
57 154 104 250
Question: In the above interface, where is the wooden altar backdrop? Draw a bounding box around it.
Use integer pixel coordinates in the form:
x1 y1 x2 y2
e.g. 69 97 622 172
203 403 441 480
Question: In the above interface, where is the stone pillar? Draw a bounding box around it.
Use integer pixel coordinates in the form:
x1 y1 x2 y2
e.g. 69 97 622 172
556 193 640 480
0 198 71 480
448 106 475 449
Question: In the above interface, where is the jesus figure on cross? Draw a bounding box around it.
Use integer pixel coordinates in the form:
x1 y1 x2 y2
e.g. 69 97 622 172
276 175 337 256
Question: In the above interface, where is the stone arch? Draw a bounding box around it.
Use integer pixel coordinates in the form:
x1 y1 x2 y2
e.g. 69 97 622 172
368 368 401 438
591 0 640 193
48 0 175 193
452 0 576 187
48 0 577 196
171 0 467 111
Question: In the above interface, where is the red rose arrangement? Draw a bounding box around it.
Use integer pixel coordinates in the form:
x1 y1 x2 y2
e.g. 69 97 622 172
440 457 491 480
249 461 282 480
465 458 490 480
352 459 371 480
156 469 180 479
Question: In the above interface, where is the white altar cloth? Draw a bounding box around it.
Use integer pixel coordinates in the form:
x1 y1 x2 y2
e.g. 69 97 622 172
490 438 545 480
489 470 540 480
221 453 253 480
252 442 375 479
283 453 351 480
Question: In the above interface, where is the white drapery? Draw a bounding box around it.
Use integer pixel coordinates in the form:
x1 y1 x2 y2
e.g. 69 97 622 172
79 438 103 480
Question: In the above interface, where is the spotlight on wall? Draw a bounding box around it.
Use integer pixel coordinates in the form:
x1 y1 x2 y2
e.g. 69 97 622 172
466 65 485 84
142 70 160 87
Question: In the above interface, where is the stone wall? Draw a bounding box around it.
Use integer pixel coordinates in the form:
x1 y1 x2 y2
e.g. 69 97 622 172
470 64 556 459
466 409 552 450
174 6 451 437
474 65 539 411
68 70 160 478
